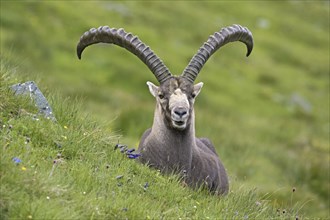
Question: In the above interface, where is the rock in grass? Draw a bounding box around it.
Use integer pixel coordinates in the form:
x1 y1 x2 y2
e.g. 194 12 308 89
11 81 56 121
116 175 124 180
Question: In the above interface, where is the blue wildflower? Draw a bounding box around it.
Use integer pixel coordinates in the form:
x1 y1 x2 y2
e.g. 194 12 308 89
115 143 141 159
12 157 22 164
144 182 149 189
127 153 141 159
126 148 136 153
114 143 127 151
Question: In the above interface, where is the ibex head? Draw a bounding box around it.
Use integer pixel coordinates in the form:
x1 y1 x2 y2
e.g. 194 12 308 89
146 77 203 130
77 25 253 131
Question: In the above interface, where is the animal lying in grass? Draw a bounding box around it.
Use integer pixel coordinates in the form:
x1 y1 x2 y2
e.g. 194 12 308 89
77 24 253 195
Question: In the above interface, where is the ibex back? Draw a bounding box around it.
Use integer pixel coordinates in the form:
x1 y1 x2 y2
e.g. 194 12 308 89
77 24 254 195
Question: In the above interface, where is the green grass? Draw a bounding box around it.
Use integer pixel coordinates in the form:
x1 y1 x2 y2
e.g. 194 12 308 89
1 1 329 219
1 68 298 219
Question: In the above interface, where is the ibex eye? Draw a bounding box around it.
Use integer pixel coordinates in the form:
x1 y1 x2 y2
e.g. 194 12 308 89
158 94 164 99
191 93 196 98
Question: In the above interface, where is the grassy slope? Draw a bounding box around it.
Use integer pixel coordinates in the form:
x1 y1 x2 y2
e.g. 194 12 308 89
1 1 329 218
1 63 294 220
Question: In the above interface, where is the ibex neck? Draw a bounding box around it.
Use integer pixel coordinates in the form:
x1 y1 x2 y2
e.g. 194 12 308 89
148 106 196 172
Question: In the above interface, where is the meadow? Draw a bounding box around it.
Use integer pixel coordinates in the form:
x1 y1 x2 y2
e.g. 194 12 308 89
1 1 329 219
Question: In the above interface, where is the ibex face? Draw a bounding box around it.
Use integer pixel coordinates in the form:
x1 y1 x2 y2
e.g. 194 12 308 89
147 77 203 130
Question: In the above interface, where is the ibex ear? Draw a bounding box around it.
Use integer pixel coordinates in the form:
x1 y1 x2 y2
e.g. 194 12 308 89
193 82 203 98
146 81 159 97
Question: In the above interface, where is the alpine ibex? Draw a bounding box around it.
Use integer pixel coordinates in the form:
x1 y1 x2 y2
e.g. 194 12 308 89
77 24 253 195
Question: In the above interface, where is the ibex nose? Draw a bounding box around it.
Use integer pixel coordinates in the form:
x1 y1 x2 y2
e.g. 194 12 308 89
174 107 187 118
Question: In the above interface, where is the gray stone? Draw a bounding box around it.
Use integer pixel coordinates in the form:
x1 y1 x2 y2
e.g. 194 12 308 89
11 81 56 121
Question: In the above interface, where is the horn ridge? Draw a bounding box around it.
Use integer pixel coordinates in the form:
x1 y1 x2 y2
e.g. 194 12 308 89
77 26 172 84
181 24 254 83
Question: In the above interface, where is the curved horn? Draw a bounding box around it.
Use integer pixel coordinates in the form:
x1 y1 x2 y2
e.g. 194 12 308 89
181 24 254 83
77 26 172 84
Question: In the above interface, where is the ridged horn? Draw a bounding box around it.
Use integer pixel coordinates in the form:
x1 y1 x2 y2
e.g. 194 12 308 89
77 26 172 84
181 24 254 83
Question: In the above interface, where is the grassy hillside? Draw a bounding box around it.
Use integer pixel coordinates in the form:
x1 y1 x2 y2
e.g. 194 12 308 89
0 67 301 219
1 1 329 218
